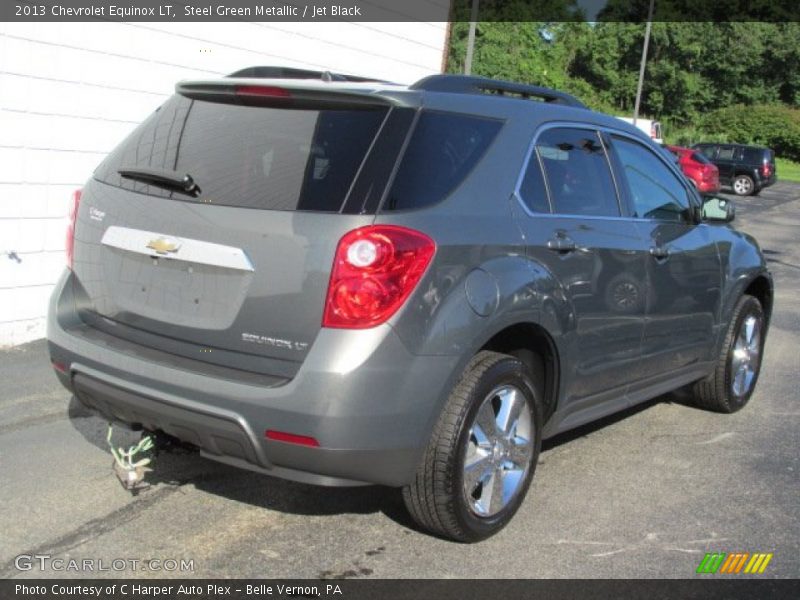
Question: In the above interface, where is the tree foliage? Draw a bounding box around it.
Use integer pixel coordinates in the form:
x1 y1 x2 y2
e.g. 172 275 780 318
446 21 800 151
703 105 800 161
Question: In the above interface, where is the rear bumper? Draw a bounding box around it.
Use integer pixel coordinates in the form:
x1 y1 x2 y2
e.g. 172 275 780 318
696 179 720 193
48 271 460 487
760 173 777 188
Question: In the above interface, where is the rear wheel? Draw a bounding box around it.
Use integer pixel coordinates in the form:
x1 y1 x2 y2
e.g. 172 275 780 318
402 351 542 542
733 174 755 196
693 295 765 413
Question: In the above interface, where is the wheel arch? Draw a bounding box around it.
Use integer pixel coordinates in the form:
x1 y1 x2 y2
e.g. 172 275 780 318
744 274 774 326
715 271 773 358
478 321 561 423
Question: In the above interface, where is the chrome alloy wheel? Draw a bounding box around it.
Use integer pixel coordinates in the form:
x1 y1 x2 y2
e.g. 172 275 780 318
731 314 762 398
734 176 753 195
462 384 534 518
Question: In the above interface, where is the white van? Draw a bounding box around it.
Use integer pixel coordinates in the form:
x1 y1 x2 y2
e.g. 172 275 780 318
617 117 663 144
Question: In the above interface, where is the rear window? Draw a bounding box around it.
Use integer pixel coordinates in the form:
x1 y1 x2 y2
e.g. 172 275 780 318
94 95 388 212
742 147 771 163
691 151 712 164
381 111 502 211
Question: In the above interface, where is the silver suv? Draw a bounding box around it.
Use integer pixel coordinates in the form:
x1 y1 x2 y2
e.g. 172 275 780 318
48 68 773 542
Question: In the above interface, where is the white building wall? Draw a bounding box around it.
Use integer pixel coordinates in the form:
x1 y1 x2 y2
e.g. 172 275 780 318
0 22 448 346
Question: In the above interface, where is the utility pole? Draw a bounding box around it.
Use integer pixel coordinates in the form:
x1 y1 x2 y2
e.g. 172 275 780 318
633 0 655 125
464 0 480 75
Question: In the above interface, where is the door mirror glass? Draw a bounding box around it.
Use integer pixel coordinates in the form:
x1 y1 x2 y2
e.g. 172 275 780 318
702 195 735 222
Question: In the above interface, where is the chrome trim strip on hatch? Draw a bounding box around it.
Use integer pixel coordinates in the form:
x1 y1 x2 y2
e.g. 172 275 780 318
101 226 255 272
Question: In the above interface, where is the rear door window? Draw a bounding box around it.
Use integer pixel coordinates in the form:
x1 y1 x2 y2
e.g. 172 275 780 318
535 127 620 217
382 111 502 211
94 95 388 212
717 145 737 160
696 145 717 159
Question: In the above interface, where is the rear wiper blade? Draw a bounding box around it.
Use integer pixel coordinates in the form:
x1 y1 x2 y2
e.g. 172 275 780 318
117 167 201 197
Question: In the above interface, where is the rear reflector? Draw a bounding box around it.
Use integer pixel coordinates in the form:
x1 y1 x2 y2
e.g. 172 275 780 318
66 189 82 270
235 85 291 98
265 430 320 447
51 361 68 374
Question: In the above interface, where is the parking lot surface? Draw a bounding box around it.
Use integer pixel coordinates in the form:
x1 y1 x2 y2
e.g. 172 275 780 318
1 183 798 579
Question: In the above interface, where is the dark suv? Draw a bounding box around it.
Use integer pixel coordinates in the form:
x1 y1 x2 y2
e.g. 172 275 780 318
48 69 773 542
693 142 777 196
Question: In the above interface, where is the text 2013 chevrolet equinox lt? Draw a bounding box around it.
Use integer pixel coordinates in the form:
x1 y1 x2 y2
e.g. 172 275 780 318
48 68 773 542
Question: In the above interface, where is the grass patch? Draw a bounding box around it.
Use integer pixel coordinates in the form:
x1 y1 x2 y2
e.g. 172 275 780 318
777 158 800 183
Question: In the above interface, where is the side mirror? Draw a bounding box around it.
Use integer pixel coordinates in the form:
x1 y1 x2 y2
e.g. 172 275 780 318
702 195 735 223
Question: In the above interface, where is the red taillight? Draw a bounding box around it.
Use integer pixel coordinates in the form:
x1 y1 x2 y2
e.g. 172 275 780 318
66 189 82 270
265 430 320 447
322 225 436 329
762 160 772 177
235 85 291 98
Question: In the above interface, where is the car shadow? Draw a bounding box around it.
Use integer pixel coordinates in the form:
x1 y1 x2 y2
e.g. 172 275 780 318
67 395 415 528
67 390 693 534
541 389 690 452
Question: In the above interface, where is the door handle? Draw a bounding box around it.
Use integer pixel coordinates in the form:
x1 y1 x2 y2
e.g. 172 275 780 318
649 245 671 261
547 236 577 254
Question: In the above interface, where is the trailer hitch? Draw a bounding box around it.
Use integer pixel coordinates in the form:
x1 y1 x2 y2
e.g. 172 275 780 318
107 424 155 492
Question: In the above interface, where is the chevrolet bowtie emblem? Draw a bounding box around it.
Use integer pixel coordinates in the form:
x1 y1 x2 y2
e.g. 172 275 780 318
146 237 181 255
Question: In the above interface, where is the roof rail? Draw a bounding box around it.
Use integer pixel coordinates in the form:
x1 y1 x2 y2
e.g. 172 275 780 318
227 66 390 84
410 75 587 109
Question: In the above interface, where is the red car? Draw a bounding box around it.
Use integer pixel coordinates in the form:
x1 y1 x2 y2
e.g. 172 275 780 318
666 145 720 193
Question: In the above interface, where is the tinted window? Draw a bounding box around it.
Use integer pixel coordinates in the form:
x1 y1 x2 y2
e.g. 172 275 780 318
717 146 737 160
383 111 502 211
518 153 550 213
612 136 690 221
536 128 620 217
691 151 712 165
94 95 387 212
742 147 769 163
696 145 716 158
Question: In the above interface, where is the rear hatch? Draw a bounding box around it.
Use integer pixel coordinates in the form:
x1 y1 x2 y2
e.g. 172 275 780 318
71 81 415 378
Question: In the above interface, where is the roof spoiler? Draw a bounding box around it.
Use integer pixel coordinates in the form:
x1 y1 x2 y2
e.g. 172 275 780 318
176 81 394 110
227 65 392 84
410 75 587 109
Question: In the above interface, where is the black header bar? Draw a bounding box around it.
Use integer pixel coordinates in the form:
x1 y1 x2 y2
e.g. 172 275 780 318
3 0 799 23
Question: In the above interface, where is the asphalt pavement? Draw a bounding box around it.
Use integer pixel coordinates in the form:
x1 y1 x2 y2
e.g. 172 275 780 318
1 182 798 579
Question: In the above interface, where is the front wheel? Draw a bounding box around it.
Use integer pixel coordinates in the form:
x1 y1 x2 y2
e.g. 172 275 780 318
733 174 755 196
402 351 542 542
693 295 765 413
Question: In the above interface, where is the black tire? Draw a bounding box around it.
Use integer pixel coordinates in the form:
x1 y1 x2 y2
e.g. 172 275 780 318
402 351 543 542
733 174 755 196
693 295 765 413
